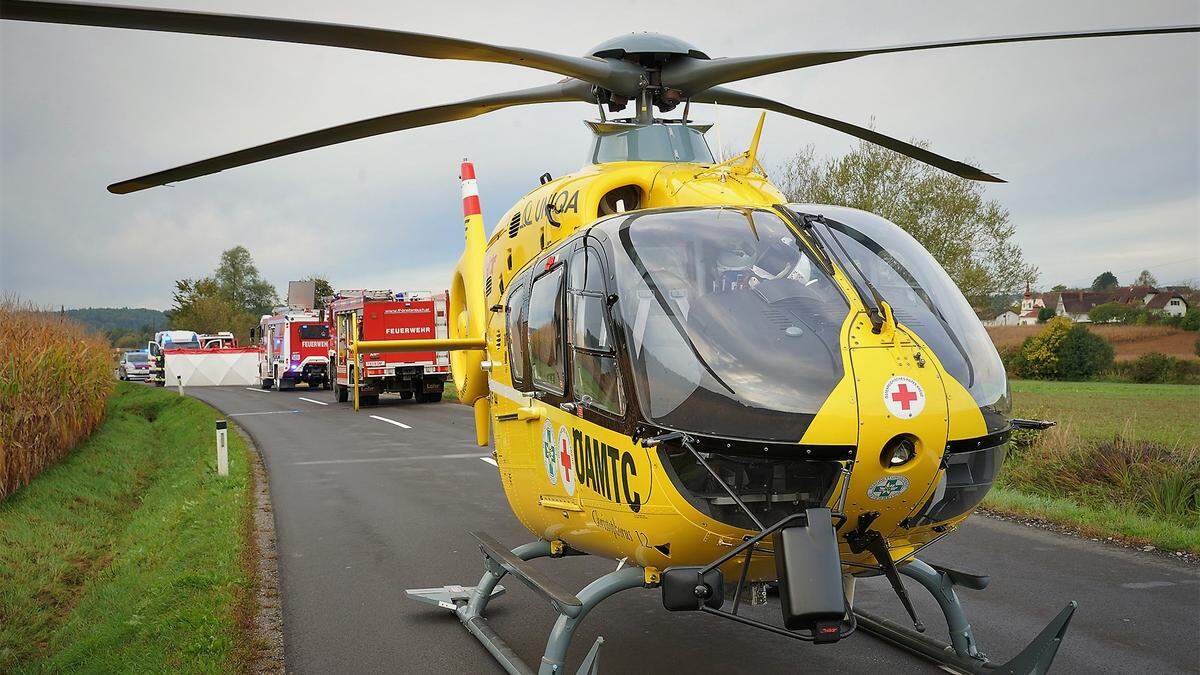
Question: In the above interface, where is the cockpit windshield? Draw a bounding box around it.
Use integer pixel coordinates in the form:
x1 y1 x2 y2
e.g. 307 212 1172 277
606 207 849 441
792 204 1008 410
590 123 715 164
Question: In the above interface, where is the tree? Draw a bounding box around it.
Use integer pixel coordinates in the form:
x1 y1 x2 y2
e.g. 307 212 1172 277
214 246 278 316
1036 307 1056 323
1051 284 1067 292
1091 271 1119 290
779 140 1036 306
1011 317 1112 380
1134 269 1159 287
168 246 276 342
302 276 335 310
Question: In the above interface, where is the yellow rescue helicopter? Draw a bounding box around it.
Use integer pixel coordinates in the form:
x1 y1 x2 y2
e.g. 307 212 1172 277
4 2 1196 672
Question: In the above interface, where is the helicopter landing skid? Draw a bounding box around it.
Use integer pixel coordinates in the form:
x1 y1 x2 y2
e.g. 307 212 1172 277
853 559 1077 674
405 532 656 675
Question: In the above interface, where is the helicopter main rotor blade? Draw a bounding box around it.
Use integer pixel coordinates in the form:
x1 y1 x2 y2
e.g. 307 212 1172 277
695 87 1003 183
666 25 1200 93
0 0 643 93
106 80 595 194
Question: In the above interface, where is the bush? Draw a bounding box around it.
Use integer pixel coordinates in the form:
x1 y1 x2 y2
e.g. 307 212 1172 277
0 299 113 499
1194 337 1200 358
1089 302 1134 324
1108 352 1200 384
1036 306 1056 323
1011 317 1112 380
1181 308 1200 331
1128 352 1173 383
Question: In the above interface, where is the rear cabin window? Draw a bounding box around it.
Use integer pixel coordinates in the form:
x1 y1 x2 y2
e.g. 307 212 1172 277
528 264 566 393
506 281 530 385
569 246 623 415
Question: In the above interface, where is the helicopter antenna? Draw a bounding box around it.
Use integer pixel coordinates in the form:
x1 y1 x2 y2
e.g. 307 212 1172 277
714 101 724 162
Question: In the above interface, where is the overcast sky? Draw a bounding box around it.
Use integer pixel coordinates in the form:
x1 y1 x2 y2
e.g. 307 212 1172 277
2 0 1197 309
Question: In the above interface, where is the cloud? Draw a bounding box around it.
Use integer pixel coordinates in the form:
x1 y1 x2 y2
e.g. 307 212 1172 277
2 0 1197 308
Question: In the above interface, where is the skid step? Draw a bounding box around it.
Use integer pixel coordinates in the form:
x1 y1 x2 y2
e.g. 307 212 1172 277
407 583 505 610
470 531 584 616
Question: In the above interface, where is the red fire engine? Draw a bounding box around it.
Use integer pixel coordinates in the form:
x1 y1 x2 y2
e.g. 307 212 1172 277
328 290 450 404
254 308 331 390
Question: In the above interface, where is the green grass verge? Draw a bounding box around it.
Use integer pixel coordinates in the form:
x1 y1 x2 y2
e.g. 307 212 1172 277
983 486 1200 554
990 380 1200 553
0 382 256 673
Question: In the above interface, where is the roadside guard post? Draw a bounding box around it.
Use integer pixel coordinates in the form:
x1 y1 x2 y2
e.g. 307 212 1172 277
176 374 184 396
215 420 229 477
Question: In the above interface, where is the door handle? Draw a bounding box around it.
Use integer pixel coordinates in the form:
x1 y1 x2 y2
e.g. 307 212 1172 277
497 406 543 422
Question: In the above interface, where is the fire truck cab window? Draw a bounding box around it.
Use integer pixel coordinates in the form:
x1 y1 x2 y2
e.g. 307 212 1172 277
569 246 623 415
298 324 330 339
528 264 566 393
506 280 530 386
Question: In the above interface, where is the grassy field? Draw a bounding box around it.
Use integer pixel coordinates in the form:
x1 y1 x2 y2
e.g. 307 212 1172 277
0 382 256 672
1008 380 1200 447
985 379 1199 553
988 324 1199 362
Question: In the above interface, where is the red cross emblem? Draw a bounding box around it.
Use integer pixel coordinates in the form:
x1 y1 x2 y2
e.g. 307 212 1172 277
558 427 576 496
884 376 925 419
560 443 573 484
891 383 918 410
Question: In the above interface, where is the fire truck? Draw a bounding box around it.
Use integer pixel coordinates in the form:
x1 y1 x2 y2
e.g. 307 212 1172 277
328 290 450 404
254 308 331 390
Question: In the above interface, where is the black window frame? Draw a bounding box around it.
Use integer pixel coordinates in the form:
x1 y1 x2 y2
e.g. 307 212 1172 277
527 260 569 396
505 272 532 390
567 241 625 418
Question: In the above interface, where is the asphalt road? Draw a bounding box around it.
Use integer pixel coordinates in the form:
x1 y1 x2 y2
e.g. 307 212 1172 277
188 385 1199 675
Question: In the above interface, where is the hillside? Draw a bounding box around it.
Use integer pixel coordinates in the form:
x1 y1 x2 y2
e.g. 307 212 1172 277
64 307 168 335
987 324 1199 361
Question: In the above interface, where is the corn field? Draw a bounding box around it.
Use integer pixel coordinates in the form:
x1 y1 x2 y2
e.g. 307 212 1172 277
0 299 114 500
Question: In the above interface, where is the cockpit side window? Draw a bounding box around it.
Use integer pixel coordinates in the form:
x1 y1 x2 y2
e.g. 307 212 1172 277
528 263 567 394
568 245 624 416
505 275 530 388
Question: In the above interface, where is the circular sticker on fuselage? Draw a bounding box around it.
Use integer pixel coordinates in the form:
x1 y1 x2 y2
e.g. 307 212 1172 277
867 475 910 501
542 419 557 486
558 426 576 496
883 376 925 419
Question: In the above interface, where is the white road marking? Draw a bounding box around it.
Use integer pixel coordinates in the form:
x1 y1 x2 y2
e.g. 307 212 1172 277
480 457 498 467
230 410 300 417
370 415 411 429
298 397 328 406
244 387 271 393
294 453 487 466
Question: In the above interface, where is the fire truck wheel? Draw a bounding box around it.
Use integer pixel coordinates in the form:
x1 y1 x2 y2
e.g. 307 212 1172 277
261 378 274 390
361 394 380 406
334 383 348 403
420 392 443 404
400 391 414 400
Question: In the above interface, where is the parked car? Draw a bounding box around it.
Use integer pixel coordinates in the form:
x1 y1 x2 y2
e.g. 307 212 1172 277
116 350 151 381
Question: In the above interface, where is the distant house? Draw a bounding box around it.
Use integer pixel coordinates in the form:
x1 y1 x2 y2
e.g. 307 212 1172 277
1145 292 1189 317
1037 285 1189 323
984 309 1020 326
